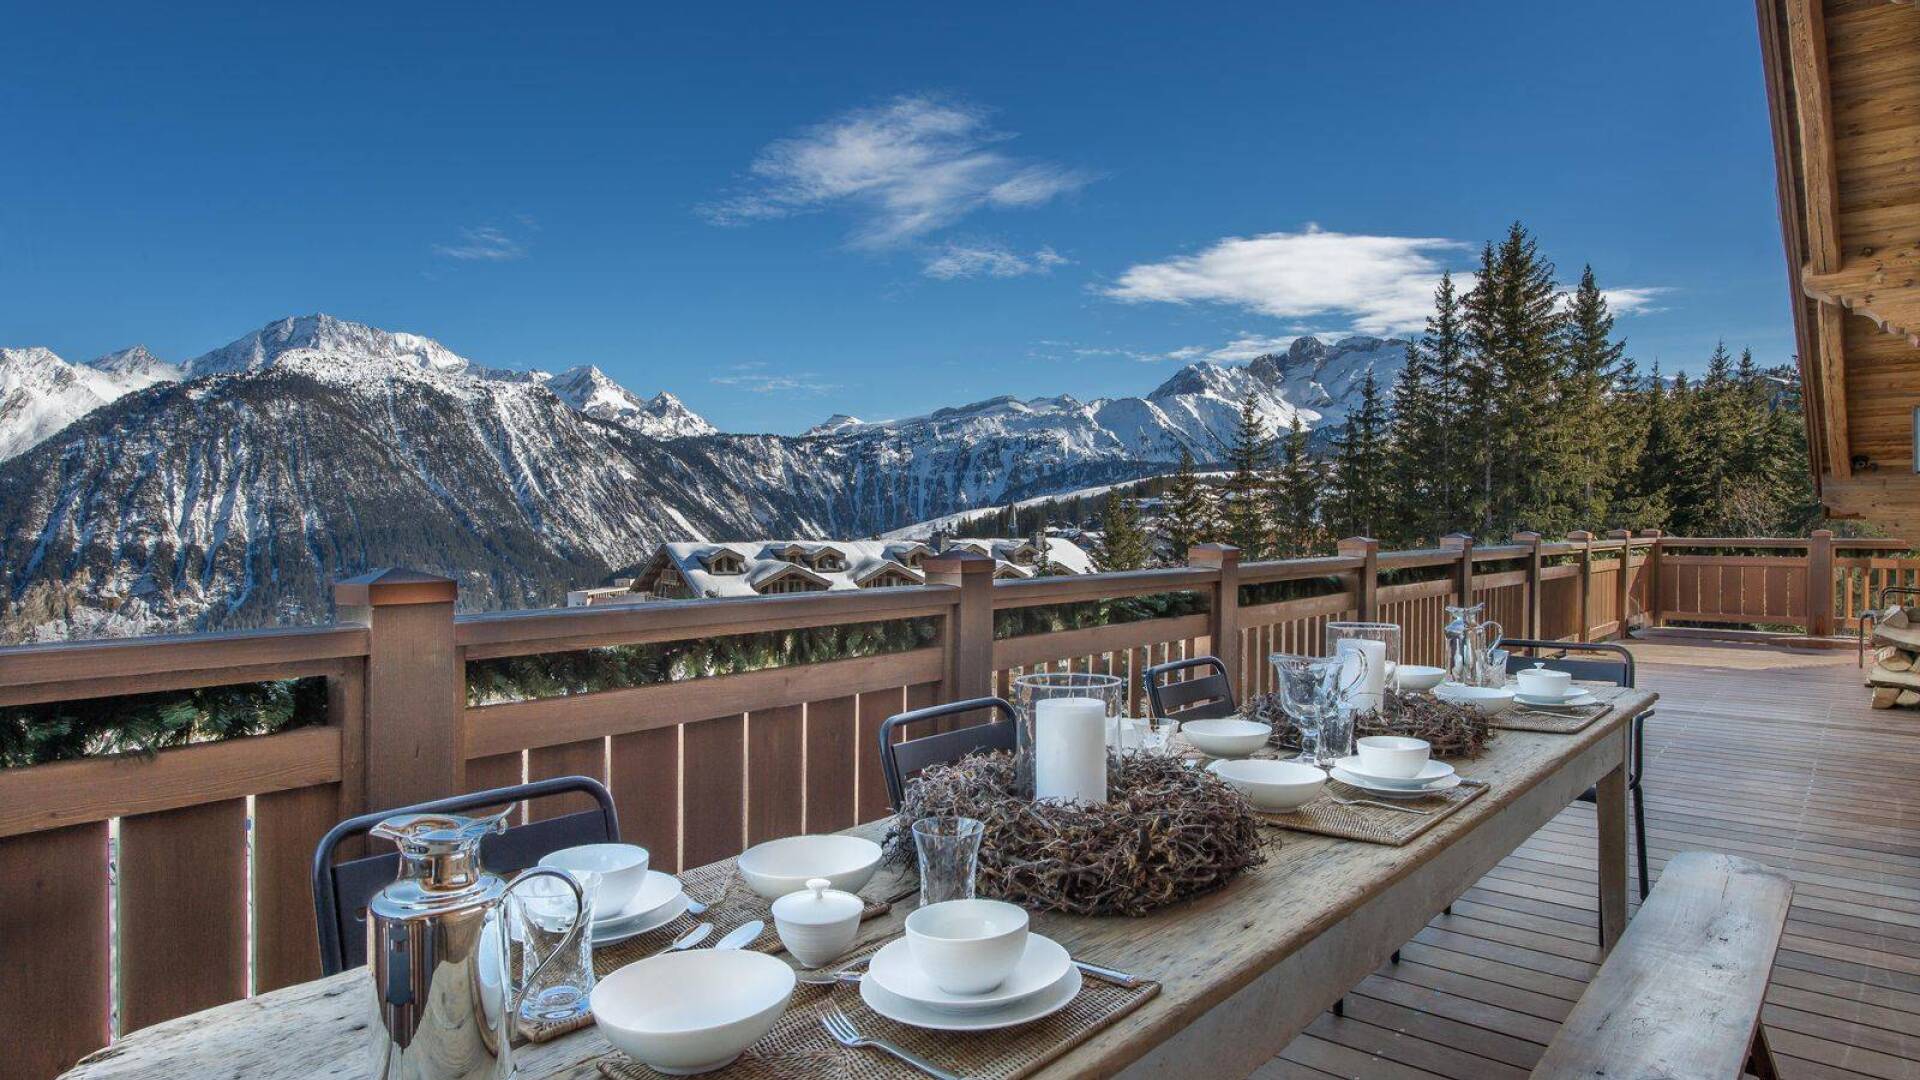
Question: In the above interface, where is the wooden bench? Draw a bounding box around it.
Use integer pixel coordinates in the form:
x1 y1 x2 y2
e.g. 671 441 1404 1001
1531 850 1793 1079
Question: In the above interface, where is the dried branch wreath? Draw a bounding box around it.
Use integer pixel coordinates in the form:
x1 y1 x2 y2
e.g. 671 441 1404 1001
1244 688 1494 759
885 751 1265 917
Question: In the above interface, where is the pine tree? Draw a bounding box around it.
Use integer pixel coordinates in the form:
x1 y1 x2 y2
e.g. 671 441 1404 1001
1222 393 1275 557
1269 417 1321 557
1160 447 1219 559
1558 266 1628 526
1326 371 1390 539
1387 341 1438 545
1097 492 1150 571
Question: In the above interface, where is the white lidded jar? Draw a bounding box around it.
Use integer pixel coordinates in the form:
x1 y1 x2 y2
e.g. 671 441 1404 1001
771 877 863 968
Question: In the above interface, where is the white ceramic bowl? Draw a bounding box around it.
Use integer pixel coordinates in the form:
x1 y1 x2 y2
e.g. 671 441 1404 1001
591 949 795 1074
736 834 882 900
1180 717 1272 758
905 898 1030 996
1394 665 1447 692
538 843 650 915
1206 759 1326 812
1355 735 1431 779
1515 663 1574 699
771 878 863 968
1435 682 1517 716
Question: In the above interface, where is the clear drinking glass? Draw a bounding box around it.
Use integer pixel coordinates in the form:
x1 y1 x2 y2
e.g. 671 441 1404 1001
1270 653 1343 765
1325 622 1401 721
1139 718 1182 757
1011 672 1126 799
913 816 984 906
511 868 597 1024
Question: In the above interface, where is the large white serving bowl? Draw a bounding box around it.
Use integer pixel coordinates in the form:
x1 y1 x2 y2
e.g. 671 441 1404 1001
1180 717 1272 758
1206 759 1326 812
1394 665 1448 692
591 950 795 1075
906 898 1030 996
736 834 882 900
1434 682 1517 716
538 843 650 915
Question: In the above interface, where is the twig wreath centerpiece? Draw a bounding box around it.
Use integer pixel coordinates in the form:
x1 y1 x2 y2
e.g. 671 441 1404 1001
1247 687 1494 759
885 751 1265 917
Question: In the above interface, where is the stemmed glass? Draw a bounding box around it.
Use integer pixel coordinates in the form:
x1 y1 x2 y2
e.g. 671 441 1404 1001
1270 651 1370 766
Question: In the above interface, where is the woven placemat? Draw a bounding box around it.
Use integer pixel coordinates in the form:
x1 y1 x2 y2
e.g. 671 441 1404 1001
1255 778 1489 846
520 858 906 1044
596 932 1159 1080
1490 683 1630 734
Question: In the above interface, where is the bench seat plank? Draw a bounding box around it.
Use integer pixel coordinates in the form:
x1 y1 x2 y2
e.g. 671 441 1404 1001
1530 850 1792 1079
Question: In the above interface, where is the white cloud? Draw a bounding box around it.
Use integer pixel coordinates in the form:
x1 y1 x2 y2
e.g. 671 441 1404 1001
710 363 839 395
923 244 1067 280
702 96 1091 248
433 224 528 261
1600 287 1671 315
1102 227 1464 336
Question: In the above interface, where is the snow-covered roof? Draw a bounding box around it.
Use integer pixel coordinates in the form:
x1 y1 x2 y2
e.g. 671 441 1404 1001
636 537 1090 599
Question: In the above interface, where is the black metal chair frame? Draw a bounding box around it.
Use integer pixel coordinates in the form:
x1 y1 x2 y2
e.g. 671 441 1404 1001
311 775 620 975
1140 655 1237 720
1500 638 1653 911
877 697 1018 810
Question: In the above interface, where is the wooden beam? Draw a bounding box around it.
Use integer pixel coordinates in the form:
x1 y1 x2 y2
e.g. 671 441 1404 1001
1803 238 1920 348
1784 0 1852 479
1813 300 1853 476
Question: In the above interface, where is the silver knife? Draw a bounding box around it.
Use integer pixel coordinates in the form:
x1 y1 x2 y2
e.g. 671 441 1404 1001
1073 959 1142 988
711 919 766 951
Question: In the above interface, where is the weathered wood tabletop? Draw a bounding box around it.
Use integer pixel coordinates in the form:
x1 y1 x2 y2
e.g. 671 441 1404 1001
62 688 1650 1080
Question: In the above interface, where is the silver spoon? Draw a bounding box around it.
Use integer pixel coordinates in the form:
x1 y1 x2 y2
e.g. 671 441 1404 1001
711 919 765 951
648 922 712 957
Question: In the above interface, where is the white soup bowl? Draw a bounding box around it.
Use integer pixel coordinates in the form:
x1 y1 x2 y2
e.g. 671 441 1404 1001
1394 665 1448 692
1355 736 1431 779
1180 717 1272 758
905 898 1030 995
1435 682 1517 716
1515 664 1574 699
1206 759 1326 812
538 843 649 915
591 949 795 1074
736 834 882 900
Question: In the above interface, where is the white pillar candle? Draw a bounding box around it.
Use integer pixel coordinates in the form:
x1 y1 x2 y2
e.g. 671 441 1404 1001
1034 696 1108 803
1337 638 1387 715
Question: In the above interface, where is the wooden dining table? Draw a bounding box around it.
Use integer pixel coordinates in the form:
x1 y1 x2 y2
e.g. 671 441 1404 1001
62 687 1651 1080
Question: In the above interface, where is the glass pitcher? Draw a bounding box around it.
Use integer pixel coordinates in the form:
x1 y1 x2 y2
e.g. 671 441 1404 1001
1444 603 1504 687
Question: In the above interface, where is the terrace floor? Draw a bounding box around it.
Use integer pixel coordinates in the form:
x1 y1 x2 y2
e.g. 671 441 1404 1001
1262 636 1920 1080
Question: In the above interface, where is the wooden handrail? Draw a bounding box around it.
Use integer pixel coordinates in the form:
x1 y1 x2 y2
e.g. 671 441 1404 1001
989 565 1220 609
0 625 367 689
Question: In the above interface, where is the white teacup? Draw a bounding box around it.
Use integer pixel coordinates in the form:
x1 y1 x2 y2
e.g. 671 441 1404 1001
1515 664 1574 700
539 843 650 916
905 898 1029 995
1355 736 1431 779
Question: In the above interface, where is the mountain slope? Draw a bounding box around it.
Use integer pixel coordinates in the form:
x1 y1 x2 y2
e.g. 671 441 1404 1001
0 346 172 462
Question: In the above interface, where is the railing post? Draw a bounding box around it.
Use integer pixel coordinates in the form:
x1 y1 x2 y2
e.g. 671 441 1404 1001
1607 529 1634 640
334 569 462 810
1440 533 1474 606
1513 532 1544 640
925 551 996 705
1568 532 1595 642
1191 544 1243 700
1639 529 1664 627
1808 528 1836 637
1336 537 1380 621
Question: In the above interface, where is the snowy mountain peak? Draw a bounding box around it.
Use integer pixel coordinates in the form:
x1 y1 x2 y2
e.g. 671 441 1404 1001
806 414 866 436
87 345 181 386
184 313 477 379
1 345 167 461
545 365 716 438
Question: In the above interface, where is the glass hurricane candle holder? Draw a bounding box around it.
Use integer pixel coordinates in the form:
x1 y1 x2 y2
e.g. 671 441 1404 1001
1325 621 1401 723
1012 672 1125 802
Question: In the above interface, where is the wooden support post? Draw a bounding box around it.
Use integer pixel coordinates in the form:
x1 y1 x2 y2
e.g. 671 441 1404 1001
1336 537 1380 622
1440 533 1474 606
925 551 996 706
1639 529 1664 628
1808 528 1836 638
1568 532 1595 642
334 569 461 809
1191 544 1243 700
1514 532 1544 640
1607 529 1634 640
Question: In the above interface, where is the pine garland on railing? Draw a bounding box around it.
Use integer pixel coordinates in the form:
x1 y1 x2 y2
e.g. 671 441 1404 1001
0 677 328 768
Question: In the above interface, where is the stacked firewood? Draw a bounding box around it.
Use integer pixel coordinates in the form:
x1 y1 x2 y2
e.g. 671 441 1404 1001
1868 604 1920 708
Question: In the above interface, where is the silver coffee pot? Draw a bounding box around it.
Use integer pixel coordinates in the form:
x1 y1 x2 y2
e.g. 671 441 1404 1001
1444 602 1505 687
366 810 586 1080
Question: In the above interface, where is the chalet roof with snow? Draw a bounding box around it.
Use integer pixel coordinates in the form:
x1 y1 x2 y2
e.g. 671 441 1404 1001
627 538 1093 600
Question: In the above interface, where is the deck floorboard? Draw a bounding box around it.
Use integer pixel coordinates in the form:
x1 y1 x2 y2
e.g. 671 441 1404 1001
1269 637 1919 1079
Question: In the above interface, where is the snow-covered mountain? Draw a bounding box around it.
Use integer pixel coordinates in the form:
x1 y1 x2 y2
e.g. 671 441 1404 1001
0 346 176 462
545 367 717 438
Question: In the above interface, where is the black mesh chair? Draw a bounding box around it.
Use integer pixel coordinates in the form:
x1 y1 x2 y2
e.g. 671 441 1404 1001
1500 638 1653 912
877 697 1018 810
311 775 620 975
1141 656 1237 720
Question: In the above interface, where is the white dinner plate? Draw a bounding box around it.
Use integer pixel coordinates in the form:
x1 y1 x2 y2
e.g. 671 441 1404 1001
1514 690 1600 708
860 962 1081 1031
592 871 684 929
866 934 1073 1014
591 892 689 947
1328 756 1455 788
1330 767 1462 799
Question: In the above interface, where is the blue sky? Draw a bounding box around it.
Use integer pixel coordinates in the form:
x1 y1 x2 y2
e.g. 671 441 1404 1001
2 2 1789 434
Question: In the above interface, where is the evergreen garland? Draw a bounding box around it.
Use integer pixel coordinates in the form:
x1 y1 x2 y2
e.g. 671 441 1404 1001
1 677 328 768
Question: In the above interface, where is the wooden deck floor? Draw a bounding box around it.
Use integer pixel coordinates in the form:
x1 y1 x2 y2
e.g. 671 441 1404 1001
1261 637 1920 1080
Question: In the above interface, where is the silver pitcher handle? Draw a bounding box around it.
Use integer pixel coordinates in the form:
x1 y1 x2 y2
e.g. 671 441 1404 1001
503 867 587 1018
1481 620 1503 651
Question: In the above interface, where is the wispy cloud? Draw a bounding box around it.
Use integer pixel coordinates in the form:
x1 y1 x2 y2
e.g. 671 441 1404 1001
433 223 530 262
701 95 1092 248
1598 286 1671 315
710 362 839 395
923 243 1067 280
1102 227 1464 336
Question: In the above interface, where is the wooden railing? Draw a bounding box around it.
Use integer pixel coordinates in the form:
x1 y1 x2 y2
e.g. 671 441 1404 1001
0 528 1903 1079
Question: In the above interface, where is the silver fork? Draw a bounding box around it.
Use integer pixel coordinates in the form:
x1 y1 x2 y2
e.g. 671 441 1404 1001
821 1003 963 1080
1330 795 1431 816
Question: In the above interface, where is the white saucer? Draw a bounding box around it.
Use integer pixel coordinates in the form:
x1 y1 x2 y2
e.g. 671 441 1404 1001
866 935 1073 1014
860 962 1081 1031
591 892 689 947
1329 756 1455 789
1330 767 1462 799
592 871 684 929
1515 690 1600 708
